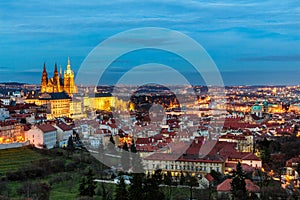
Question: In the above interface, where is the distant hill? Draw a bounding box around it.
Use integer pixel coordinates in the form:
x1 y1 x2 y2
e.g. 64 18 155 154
0 82 25 85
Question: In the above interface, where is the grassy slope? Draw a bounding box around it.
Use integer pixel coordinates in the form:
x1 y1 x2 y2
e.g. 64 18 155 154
0 146 107 199
0 146 43 174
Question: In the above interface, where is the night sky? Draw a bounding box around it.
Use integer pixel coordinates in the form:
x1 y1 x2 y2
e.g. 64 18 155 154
0 1 299 85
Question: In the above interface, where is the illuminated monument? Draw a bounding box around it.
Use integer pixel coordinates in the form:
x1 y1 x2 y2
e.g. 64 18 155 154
41 57 77 95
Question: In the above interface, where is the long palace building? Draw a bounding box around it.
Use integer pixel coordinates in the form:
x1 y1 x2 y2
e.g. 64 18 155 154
41 57 77 95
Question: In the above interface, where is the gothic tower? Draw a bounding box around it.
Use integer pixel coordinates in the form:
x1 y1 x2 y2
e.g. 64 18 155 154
40 57 77 95
59 66 64 86
64 57 77 94
52 63 61 93
41 63 48 93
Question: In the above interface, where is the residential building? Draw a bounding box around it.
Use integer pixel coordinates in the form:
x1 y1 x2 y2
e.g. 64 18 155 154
26 124 57 149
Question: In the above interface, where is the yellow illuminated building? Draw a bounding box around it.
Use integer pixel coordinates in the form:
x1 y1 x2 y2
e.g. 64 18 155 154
25 92 71 119
84 94 115 111
41 57 77 95
70 99 86 119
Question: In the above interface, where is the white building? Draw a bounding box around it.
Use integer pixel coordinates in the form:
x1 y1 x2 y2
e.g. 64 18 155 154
144 152 224 177
0 107 9 121
26 124 57 149
89 136 101 148
0 97 11 106
54 123 73 142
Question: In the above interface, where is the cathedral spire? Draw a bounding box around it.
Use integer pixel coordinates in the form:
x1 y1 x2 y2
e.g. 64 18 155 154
59 65 62 77
43 62 47 72
67 56 71 71
41 62 48 93
53 63 61 92
54 63 58 73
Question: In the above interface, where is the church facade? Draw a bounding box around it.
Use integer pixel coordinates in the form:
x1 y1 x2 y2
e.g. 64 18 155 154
41 57 77 95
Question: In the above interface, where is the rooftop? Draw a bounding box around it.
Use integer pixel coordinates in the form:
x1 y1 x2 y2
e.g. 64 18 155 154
37 124 57 133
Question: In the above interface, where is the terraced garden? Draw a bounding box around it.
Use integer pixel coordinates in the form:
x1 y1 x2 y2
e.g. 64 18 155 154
0 146 43 174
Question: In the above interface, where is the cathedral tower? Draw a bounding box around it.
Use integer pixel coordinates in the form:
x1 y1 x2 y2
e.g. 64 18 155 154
41 63 48 93
64 57 77 94
40 57 77 95
52 63 62 93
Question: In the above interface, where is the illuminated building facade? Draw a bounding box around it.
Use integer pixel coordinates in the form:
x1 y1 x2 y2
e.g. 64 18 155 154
41 57 77 95
84 93 116 111
25 92 71 119
0 122 25 144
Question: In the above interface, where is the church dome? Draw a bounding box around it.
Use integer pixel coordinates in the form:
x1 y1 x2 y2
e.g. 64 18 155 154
252 101 262 112
263 100 268 107
252 105 262 112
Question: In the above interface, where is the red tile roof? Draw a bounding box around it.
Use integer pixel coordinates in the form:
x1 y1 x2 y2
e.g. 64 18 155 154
56 123 73 131
217 179 260 192
219 133 246 140
286 157 300 167
109 123 117 129
205 173 214 183
241 153 261 161
136 137 152 145
37 124 57 133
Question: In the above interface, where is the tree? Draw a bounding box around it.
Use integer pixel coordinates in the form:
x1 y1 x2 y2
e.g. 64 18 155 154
67 135 74 157
130 139 137 153
128 173 144 200
164 171 173 200
231 162 247 200
68 135 74 149
130 140 144 173
257 138 271 164
122 141 129 152
115 176 128 200
296 161 300 174
143 169 164 200
74 130 80 142
99 183 113 200
186 173 199 200
79 167 96 197
210 169 222 183
0 181 10 197
179 171 185 185
17 182 51 200
110 135 115 145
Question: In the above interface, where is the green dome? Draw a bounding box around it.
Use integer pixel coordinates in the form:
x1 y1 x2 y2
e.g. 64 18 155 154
263 100 268 107
252 105 262 112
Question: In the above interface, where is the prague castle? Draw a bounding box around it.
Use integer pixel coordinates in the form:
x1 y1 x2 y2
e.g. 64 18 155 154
41 57 77 95
25 57 125 119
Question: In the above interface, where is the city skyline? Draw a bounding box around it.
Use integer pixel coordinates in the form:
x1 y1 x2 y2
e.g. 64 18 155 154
0 1 300 85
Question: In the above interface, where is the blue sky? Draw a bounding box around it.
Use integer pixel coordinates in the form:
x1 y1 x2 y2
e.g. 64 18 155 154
0 0 299 85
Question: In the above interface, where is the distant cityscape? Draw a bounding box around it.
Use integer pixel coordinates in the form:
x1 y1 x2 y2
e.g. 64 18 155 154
1 58 300 199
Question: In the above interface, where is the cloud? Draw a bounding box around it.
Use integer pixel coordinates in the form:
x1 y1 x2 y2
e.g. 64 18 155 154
0 0 300 85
